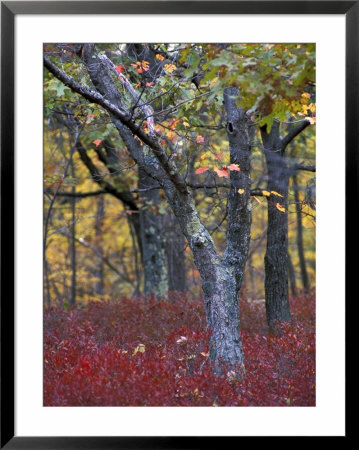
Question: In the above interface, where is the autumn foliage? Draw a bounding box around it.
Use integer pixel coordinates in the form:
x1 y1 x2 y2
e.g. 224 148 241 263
44 292 315 406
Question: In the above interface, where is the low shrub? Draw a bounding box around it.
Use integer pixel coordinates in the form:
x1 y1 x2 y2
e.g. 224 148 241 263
44 291 315 406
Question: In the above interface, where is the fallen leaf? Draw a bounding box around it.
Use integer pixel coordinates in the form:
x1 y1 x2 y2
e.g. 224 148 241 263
176 336 188 344
196 135 205 144
238 189 245 194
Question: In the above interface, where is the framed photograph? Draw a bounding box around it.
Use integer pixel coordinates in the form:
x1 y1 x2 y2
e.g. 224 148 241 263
1 1 352 447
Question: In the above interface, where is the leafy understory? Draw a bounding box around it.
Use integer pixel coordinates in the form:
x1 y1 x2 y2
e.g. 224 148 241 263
44 291 315 406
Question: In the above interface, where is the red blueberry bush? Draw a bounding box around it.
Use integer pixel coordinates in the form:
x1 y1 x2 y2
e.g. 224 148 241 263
44 291 315 406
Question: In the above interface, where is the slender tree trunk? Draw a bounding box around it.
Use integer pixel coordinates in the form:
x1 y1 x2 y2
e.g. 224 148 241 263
260 119 310 331
76 138 169 297
94 196 105 296
166 216 186 292
292 174 310 292
69 158 76 305
44 257 51 306
138 167 168 297
261 123 291 331
288 250 297 297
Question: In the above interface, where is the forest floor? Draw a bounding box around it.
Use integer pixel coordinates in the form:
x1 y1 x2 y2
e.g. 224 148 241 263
44 291 315 406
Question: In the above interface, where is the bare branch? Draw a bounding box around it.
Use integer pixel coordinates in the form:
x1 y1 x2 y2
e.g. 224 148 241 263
46 189 107 198
281 120 311 149
293 164 316 172
44 55 188 194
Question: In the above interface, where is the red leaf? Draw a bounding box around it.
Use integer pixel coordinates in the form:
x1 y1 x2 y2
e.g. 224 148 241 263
214 167 229 178
115 65 125 74
195 167 209 175
227 163 241 172
196 136 205 144
93 139 103 147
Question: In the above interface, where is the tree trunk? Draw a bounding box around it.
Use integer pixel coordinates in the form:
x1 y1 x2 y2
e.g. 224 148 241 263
166 216 186 292
261 122 291 331
288 250 297 297
46 47 252 375
94 196 105 296
76 139 169 297
69 158 76 305
138 167 168 297
293 174 310 292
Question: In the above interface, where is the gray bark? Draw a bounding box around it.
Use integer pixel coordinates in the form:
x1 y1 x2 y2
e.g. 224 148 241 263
260 119 310 332
260 122 291 331
44 47 253 376
166 216 186 292
139 167 168 297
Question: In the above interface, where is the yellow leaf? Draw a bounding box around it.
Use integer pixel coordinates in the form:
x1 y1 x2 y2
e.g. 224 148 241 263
164 63 177 73
200 153 208 161
183 121 190 127
166 130 175 140
238 189 245 194
210 77 219 88
275 203 286 213
156 54 165 61
271 191 283 197
132 343 145 355
301 92 311 99
262 190 271 196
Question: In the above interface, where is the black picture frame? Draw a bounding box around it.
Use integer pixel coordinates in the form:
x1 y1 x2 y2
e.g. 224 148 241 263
1 1 354 447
